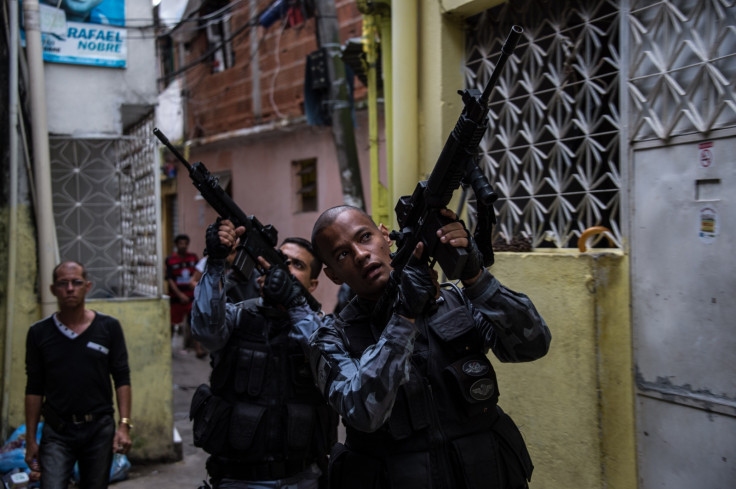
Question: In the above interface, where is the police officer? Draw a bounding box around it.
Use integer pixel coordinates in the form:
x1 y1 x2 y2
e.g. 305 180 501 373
191 219 337 489
309 205 551 489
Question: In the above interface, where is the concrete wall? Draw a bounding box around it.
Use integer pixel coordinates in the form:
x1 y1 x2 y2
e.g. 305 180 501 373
490 251 636 489
85 298 176 462
0 206 41 435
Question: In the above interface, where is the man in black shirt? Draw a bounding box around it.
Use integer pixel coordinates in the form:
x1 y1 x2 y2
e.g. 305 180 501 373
25 261 133 489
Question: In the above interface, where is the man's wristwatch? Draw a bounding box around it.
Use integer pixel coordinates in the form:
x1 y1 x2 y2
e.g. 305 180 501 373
119 418 134 430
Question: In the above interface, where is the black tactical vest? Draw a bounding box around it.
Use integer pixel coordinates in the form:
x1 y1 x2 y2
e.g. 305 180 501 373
329 287 534 489
206 300 337 464
339 285 500 452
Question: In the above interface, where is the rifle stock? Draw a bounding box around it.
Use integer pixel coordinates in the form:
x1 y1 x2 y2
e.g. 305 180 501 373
153 128 322 312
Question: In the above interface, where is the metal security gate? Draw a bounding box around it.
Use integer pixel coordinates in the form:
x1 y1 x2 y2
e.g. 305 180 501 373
631 131 736 488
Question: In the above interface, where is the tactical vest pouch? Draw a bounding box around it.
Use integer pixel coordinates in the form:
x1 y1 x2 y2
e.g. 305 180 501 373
450 431 501 489
229 402 266 451
234 347 268 397
190 384 232 455
289 354 314 394
427 306 477 355
286 403 314 452
492 409 533 487
328 442 385 489
444 354 499 417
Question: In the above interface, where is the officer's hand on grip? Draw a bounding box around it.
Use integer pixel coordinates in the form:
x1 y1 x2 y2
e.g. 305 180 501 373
262 265 306 309
395 243 436 319
205 218 233 260
460 227 484 282
436 209 484 283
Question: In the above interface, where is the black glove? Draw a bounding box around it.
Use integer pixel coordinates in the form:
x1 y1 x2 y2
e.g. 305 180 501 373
395 254 436 319
458 220 484 281
262 265 306 308
205 219 231 260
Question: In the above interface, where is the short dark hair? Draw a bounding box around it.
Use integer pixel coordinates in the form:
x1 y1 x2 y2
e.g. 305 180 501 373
52 261 87 283
174 234 190 243
311 205 374 262
281 237 322 280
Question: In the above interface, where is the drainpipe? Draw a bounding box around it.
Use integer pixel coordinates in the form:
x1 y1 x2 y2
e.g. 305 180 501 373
391 0 418 205
21 0 58 317
3 0 20 441
357 1 390 226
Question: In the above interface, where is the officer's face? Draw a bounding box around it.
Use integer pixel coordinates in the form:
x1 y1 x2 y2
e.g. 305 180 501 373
280 242 318 293
318 209 393 301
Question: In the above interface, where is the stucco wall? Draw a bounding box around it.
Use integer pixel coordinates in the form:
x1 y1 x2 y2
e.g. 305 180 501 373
1 205 41 436
490 251 636 489
85 298 176 462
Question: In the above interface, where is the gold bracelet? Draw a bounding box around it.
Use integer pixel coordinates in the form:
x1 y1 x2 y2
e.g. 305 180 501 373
119 417 134 430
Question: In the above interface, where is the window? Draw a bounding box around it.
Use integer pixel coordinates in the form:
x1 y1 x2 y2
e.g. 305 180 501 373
200 0 234 73
294 158 317 213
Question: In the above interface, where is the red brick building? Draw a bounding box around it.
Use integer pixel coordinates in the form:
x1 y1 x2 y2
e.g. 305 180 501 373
157 0 382 311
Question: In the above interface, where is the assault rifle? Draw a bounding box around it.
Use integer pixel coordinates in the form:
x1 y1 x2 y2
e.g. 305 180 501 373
375 26 522 323
153 128 322 312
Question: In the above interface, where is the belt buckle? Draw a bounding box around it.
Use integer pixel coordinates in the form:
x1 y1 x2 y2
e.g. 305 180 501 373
71 414 93 424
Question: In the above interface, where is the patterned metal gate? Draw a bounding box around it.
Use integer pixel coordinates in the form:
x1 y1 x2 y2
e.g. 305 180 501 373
50 114 161 298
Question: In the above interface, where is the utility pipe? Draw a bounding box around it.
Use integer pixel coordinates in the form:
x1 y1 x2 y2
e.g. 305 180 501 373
378 11 393 230
21 0 58 317
3 0 20 441
391 0 418 206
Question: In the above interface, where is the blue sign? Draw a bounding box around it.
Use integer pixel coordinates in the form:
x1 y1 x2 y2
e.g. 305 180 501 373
22 0 127 67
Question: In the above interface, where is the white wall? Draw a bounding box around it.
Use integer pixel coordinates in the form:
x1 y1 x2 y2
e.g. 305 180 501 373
44 0 158 135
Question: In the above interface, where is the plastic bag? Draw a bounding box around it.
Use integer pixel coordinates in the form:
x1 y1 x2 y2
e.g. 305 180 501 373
0 423 43 473
72 453 131 484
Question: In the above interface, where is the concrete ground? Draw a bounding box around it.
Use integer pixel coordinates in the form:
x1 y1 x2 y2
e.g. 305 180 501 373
113 339 212 489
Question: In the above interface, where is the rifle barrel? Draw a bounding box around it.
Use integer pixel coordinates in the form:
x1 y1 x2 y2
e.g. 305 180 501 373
153 127 193 171
480 25 523 104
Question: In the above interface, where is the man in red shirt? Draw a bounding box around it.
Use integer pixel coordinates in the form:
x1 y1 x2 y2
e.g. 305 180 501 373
165 234 205 357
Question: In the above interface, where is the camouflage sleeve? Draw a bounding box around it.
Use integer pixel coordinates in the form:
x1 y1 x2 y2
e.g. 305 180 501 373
463 269 551 362
191 259 239 352
309 315 418 433
287 305 326 356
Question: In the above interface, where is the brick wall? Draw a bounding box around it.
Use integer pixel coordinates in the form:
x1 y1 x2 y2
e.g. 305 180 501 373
181 0 365 138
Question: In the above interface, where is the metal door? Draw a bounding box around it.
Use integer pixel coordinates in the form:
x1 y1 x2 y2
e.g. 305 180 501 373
631 132 736 488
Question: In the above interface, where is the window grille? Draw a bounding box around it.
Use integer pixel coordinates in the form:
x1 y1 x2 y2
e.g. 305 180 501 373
465 0 622 248
465 0 735 249
50 115 160 298
628 0 736 140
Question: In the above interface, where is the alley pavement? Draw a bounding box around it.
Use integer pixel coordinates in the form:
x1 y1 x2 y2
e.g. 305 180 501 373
114 336 212 489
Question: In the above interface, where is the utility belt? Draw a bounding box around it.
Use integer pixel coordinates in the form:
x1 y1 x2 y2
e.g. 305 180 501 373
41 403 110 434
206 456 313 481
